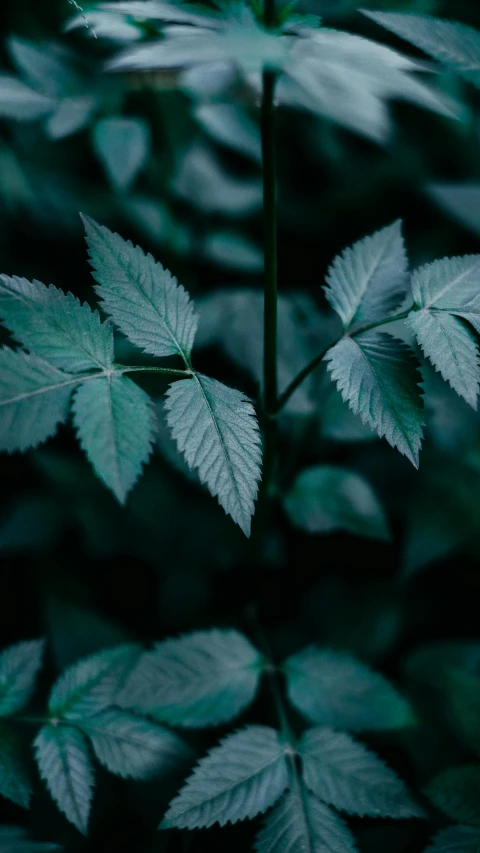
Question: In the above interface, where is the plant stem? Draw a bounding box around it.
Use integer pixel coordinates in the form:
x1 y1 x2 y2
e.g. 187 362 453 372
114 364 192 377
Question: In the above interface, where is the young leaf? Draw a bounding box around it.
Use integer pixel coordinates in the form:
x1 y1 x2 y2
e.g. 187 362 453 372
93 116 150 192
299 727 422 818
425 825 480 853
255 788 358 853
34 724 94 835
48 644 140 720
425 766 480 826
284 647 414 731
0 276 114 373
165 375 262 537
284 465 389 541
411 255 480 332
0 639 44 717
363 12 480 89
324 221 408 330
0 826 60 853
0 348 77 453
407 309 479 408
120 629 264 727
0 722 32 808
325 332 424 466
161 726 289 829
82 216 198 361
73 374 155 504
81 709 189 779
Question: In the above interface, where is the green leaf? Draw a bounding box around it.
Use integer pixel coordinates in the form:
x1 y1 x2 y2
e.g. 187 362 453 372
255 788 358 853
8 37 74 99
161 726 289 829
407 309 479 408
0 722 32 808
120 628 264 727
46 95 98 141
0 348 77 453
194 103 261 163
324 221 408 330
34 724 94 835
425 826 480 853
284 465 389 541
48 644 140 720
299 727 422 818
93 116 150 192
82 216 198 361
363 11 480 89
97 1 221 27
447 671 480 753
411 255 480 333
325 333 424 466
165 375 262 537
73 374 155 504
0 276 114 373
0 639 44 716
81 709 189 779
425 765 480 825
0 826 60 853
428 182 480 238
284 647 414 731
0 75 54 121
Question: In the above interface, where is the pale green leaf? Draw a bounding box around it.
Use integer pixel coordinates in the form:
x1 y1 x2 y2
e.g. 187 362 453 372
161 726 289 829
73 374 155 504
425 826 480 853
0 75 54 121
165 375 261 537
93 117 150 192
97 1 221 27
425 765 480 826
299 727 422 818
0 639 44 716
411 255 480 332
65 11 143 42
255 788 358 853
428 182 480 238
0 276 114 373
82 216 198 360
284 465 389 541
46 95 98 140
0 348 78 453
8 37 73 99
407 309 479 408
81 709 189 779
194 103 261 162
284 647 414 731
325 333 424 466
0 826 60 853
120 628 264 727
0 722 32 808
34 724 94 835
48 644 140 720
363 11 480 88
324 221 408 330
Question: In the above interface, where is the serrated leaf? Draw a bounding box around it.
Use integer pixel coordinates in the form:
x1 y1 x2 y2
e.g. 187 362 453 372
255 788 358 853
325 332 424 466
93 117 150 192
0 722 32 808
120 628 264 727
0 75 54 121
425 825 480 853
34 724 94 835
0 276 114 373
425 765 480 825
165 375 261 537
324 222 408 330
161 726 289 829
0 826 60 853
48 644 140 720
81 709 189 779
411 255 480 333
284 465 389 541
0 348 78 453
299 727 422 818
285 647 414 731
0 639 44 716
407 309 479 408
363 11 480 89
82 216 198 361
73 374 155 504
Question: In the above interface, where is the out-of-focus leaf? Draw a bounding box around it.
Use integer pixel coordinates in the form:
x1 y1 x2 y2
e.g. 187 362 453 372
428 183 480 237
93 117 150 192
46 95 98 140
0 827 60 853
201 231 263 272
194 103 261 162
0 76 54 121
425 765 480 825
172 144 262 215
0 722 32 808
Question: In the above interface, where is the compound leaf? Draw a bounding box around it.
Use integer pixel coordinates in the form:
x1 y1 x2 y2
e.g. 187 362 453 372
0 639 45 717
165 375 261 537
161 726 289 829
73 374 155 504
34 724 94 835
325 332 424 466
411 255 480 332
0 722 32 808
120 628 264 727
82 216 198 360
255 788 358 853
425 765 480 825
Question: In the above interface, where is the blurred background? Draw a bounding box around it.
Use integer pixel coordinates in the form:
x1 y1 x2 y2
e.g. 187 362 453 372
2 0 480 850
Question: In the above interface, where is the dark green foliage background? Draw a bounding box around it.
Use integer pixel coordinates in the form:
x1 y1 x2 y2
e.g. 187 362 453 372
2 0 480 850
